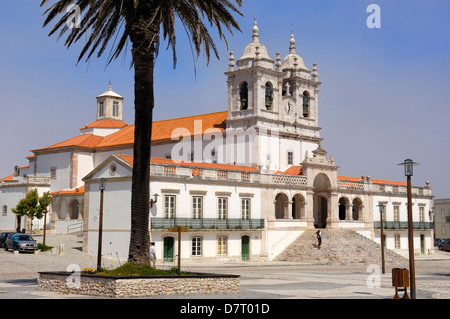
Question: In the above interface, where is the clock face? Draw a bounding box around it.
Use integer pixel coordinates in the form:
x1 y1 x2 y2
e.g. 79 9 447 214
284 102 292 114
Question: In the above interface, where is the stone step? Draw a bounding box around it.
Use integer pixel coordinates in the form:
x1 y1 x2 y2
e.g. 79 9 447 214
275 229 408 266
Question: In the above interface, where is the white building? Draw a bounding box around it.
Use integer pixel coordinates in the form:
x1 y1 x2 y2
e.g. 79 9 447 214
1 22 434 262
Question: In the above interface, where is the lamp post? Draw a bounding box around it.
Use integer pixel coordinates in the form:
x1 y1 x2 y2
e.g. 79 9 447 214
97 178 106 270
377 203 386 275
398 158 419 299
43 197 48 246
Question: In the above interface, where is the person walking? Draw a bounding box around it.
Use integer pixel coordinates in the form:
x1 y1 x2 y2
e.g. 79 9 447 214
11 233 19 251
149 242 157 268
316 230 322 249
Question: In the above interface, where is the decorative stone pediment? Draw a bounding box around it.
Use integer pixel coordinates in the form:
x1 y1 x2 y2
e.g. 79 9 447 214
303 144 336 167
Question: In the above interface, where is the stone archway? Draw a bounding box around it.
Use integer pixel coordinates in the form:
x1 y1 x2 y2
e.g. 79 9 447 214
275 193 289 219
313 173 331 228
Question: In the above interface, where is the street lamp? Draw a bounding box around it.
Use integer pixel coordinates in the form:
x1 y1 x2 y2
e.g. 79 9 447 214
398 158 419 299
97 178 106 270
43 196 48 246
377 203 386 275
150 193 159 208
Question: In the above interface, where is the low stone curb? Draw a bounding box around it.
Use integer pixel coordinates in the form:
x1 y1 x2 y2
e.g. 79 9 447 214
38 271 240 298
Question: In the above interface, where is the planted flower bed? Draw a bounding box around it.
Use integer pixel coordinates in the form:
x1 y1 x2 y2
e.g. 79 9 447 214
38 263 240 298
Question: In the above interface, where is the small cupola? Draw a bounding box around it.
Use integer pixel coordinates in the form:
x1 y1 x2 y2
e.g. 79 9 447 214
96 83 124 121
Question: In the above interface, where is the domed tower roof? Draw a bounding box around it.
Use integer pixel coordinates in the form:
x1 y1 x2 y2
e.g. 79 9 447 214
282 33 310 72
236 21 274 69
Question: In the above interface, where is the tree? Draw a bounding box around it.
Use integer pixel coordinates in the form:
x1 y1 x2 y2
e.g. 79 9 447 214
40 0 242 265
12 190 51 232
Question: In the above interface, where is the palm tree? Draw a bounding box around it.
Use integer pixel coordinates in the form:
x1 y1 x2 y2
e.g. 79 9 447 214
40 0 242 265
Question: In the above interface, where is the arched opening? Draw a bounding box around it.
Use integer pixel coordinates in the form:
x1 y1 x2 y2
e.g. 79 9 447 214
275 193 289 219
313 173 331 228
265 82 273 110
69 200 79 220
292 194 305 219
163 236 175 262
241 235 250 261
339 197 349 220
352 197 363 221
302 91 310 118
240 82 248 110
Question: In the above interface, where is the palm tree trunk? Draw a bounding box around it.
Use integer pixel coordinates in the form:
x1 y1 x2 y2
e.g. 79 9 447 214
127 10 158 265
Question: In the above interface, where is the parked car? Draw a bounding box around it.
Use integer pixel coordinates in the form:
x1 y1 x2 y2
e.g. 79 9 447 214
4 233 38 252
435 238 445 247
438 238 450 252
0 232 14 248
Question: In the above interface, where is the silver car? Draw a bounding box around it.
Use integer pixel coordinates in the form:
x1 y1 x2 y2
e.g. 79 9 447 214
4 233 38 252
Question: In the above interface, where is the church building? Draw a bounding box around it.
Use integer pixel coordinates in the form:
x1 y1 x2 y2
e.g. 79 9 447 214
0 22 434 263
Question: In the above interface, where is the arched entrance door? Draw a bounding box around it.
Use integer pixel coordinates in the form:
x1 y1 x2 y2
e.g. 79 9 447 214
163 237 174 262
313 173 331 228
241 235 250 261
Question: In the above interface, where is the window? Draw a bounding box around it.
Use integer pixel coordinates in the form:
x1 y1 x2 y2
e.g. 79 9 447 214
99 101 104 117
217 236 228 255
189 151 194 162
394 206 399 222
287 151 293 165
419 207 425 222
164 195 176 219
241 198 250 220
50 167 57 179
113 101 119 117
2 205 7 216
165 154 171 159
265 83 273 110
192 236 202 256
302 91 310 118
240 82 248 110
218 197 228 219
395 234 401 249
192 196 202 219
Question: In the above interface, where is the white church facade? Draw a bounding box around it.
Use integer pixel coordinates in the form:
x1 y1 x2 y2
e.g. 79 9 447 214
1 22 434 262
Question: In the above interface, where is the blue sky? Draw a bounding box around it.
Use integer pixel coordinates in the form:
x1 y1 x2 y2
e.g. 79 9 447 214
1 0 449 199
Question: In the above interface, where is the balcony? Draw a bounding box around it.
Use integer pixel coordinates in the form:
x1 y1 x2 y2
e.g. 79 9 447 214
151 217 265 230
374 221 434 230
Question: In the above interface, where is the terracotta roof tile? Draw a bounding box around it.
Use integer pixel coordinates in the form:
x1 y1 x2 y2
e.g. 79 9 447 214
32 134 104 152
96 111 228 149
80 119 128 130
338 175 406 186
117 154 258 172
1 174 14 182
50 185 85 195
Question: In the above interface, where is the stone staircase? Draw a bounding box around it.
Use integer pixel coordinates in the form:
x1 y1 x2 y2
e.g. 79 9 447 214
274 229 408 267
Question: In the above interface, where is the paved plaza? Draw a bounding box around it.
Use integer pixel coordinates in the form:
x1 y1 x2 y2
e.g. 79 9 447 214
0 234 449 300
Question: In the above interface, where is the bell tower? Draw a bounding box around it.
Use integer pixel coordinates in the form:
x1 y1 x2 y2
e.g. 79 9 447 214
96 83 124 121
224 23 323 171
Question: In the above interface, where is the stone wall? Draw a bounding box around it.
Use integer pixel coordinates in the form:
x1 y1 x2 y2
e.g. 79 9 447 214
38 272 240 298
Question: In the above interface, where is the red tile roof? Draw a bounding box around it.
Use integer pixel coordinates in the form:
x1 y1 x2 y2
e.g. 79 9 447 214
34 111 228 152
31 134 104 152
50 185 85 195
1 174 14 182
117 154 258 172
80 119 128 130
338 175 406 186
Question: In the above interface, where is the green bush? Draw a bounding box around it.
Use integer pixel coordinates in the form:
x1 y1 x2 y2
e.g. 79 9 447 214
82 262 194 276
38 243 53 252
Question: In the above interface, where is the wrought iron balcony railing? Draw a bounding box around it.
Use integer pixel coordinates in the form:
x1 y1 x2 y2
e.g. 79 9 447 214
151 217 264 230
374 221 434 230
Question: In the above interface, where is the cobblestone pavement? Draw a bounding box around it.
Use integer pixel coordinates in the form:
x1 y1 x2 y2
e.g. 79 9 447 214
0 234 449 300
